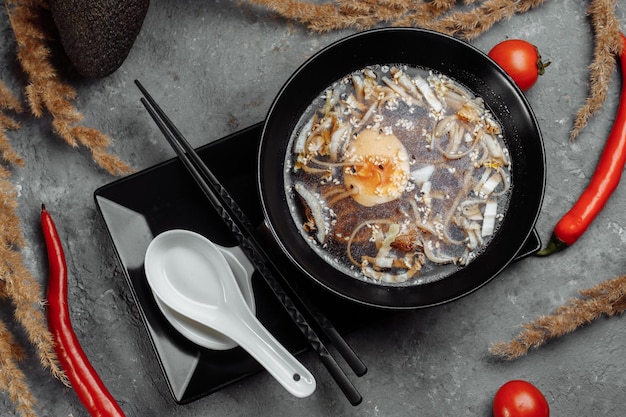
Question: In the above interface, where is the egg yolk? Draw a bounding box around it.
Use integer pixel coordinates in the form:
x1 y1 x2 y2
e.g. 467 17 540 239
344 129 411 207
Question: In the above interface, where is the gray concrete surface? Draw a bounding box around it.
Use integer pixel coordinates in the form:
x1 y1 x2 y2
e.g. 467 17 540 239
1 1 626 415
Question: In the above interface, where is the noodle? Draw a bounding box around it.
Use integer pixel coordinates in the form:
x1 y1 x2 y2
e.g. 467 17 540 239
285 64 511 285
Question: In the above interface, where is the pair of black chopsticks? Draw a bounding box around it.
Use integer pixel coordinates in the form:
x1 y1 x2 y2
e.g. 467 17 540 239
135 80 366 405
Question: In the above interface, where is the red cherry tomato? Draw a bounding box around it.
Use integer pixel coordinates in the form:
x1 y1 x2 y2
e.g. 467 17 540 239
493 380 550 417
488 39 549 91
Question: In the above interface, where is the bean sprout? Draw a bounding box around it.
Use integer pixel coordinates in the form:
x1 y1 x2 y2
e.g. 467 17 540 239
287 65 512 284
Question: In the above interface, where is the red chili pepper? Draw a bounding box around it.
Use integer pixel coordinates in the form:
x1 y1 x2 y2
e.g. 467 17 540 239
537 32 626 256
42 205 126 416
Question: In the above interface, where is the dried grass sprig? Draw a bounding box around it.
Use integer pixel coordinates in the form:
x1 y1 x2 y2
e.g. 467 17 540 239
0 80 23 113
0 76 70 415
424 0 520 39
244 0 622 139
0 169 68 417
570 0 624 140
1 245 69 386
243 0 547 38
490 275 626 360
0 312 38 417
424 0 547 40
384 0 459 30
5 0 133 175
0 80 24 166
0 283 27 362
0 169 69 381
243 0 359 32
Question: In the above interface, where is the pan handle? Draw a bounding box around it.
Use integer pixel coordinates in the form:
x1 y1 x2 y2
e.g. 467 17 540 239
513 229 542 261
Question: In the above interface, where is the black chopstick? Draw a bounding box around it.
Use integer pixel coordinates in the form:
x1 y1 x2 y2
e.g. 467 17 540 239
135 80 367 378
136 80 365 405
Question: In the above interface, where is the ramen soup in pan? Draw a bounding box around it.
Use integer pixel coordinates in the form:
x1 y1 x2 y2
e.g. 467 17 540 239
258 28 545 309
286 65 511 285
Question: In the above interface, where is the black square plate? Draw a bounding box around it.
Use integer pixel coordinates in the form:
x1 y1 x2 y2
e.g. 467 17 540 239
94 122 379 403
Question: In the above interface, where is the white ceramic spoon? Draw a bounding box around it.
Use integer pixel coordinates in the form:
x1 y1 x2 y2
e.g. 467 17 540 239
152 245 255 350
144 229 316 398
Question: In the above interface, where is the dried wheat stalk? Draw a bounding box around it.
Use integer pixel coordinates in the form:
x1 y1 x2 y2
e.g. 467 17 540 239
490 275 626 360
0 80 23 167
570 0 623 139
0 86 41 417
420 0 546 40
5 0 133 175
1 40 70 417
0 332 38 417
0 287 37 417
0 225 69 387
243 0 547 36
244 0 622 140
0 165 70 417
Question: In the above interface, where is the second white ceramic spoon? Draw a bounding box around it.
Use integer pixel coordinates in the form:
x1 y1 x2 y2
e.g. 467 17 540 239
144 229 316 398
152 245 255 350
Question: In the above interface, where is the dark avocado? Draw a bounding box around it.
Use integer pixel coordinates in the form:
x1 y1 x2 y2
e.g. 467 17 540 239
49 0 150 78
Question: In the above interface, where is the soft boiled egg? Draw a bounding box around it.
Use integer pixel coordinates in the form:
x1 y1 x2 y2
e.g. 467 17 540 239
344 129 411 207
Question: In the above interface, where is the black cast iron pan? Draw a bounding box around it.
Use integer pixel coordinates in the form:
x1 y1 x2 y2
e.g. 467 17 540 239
258 28 545 309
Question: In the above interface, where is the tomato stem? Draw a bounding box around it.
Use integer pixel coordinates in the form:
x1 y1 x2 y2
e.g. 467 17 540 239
537 54 550 76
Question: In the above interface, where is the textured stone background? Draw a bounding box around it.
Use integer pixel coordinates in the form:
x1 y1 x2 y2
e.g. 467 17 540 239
1 0 625 415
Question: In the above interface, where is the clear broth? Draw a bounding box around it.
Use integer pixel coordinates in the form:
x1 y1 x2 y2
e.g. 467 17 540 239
284 64 512 286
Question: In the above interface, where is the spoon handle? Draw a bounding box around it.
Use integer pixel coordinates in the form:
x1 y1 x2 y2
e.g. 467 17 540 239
224 311 316 398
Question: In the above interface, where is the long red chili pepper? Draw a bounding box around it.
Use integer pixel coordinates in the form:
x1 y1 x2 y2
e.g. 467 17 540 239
537 32 626 256
42 205 126 416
